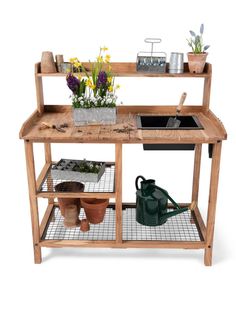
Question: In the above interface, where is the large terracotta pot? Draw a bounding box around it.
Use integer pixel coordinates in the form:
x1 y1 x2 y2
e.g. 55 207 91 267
81 198 109 224
187 52 208 74
55 181 84 217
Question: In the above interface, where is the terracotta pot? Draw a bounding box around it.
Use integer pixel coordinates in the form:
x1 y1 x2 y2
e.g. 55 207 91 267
64 205 80 228
80 219 90 232
81 198 109 224
55 181 84 217
41 51 57 73
187 52 208 74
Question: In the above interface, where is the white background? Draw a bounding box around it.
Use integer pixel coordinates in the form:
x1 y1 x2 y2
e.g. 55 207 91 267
0 0 235 313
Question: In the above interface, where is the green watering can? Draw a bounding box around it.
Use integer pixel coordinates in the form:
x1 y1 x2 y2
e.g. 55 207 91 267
135 175 190 226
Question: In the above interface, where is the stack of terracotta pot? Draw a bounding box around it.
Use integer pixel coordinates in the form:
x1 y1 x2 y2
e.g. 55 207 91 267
55 181 109 231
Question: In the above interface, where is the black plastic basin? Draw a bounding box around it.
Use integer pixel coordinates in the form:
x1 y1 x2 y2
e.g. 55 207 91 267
136 115 204 130
136 115 204 151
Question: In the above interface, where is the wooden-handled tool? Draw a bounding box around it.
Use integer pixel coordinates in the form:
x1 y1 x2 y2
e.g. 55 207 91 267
39 122 68 132
166 92 187 128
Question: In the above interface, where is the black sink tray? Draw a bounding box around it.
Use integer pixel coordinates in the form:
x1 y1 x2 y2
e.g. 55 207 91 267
136 115 204 130
136 115 203 151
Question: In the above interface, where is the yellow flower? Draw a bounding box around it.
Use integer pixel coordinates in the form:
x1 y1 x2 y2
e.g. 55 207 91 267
69 57 79 64
108 65 112 71
107 77 112 83
108 86 113 92
66 68 71 73
91 84 96 90
101 46 108 51
97 56 103 63
105 54 111 63
85 79 93 87
116 84 120 89
74 61 81 68
77 74 82 80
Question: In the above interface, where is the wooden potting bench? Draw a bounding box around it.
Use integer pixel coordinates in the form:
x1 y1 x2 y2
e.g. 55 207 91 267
20 62 227 265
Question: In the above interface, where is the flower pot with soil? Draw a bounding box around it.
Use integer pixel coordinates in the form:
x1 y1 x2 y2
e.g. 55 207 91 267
81 198 109 224
187 24 210 73
55 181 84 217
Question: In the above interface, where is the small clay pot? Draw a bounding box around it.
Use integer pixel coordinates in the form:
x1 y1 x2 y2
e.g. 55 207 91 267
187 52 208 74
80 219 90 232
55 54 64 72
64 205 80 228
81 198 109 224
41 51 57 73
55 181 84 217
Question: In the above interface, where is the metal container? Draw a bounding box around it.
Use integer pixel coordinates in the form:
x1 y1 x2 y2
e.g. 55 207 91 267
60 62 73 73
169 52 184 74
73 107 116 126
52 158 106 182
137 38 166 73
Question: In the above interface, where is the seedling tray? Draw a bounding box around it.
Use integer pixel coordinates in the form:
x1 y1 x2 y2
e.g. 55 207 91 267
51 159 106 182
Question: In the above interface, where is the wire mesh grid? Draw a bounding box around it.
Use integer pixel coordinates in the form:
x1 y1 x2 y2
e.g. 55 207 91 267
42 206 202 242
122 208 202 241
39 164 115 193
42 207 116 240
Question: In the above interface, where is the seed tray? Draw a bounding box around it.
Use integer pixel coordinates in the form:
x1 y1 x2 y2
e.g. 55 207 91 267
51 158 106 182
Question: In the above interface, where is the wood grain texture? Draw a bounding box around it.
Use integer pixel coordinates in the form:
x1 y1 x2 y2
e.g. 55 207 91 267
20 105 227 143
36 62 211 78
24 141 42 264
192 144 202 203
115 144 122 244
204 142 222 266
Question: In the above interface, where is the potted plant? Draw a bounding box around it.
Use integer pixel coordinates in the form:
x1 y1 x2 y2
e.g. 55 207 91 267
187 24 210 73
66 47 120 125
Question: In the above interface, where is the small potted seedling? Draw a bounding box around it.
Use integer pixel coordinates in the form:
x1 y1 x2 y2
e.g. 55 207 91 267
187 24 210 73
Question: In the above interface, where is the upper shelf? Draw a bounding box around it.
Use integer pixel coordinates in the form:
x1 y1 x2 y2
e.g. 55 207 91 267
35 62 212 78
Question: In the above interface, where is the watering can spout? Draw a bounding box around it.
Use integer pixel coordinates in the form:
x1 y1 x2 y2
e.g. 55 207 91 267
160 201 196 221
161 207 188 221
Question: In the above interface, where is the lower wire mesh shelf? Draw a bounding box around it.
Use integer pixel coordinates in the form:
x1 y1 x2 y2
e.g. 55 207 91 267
42 206 203 242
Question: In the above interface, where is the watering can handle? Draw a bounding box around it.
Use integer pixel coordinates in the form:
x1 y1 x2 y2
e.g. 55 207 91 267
135 175 146 190
150 185 182 211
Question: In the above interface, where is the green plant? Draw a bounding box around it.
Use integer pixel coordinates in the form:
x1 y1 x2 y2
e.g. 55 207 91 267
187 24 210 54
73 159 103 174
66 47 120 109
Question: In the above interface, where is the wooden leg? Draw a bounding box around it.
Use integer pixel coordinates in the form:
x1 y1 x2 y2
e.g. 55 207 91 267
204 142 222 266
115 143 122 244
191 144 202 223
44 143 54 205
25 141 42 264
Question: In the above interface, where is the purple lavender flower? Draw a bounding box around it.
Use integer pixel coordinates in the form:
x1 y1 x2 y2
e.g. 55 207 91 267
96 71 107 88
66 73 80 93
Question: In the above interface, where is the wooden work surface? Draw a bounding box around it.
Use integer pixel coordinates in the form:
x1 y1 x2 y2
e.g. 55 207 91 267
20 105 227 144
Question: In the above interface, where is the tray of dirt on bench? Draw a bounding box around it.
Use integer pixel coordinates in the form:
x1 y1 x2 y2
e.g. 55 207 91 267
51 159 106 183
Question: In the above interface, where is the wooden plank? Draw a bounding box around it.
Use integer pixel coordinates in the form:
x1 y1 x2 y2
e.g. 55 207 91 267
37 192 116 199
122 241 205 249
39 204 54 238
202 64 212 111
194 206 206 240
39 239 205 249
115 143 122 244
44 143 54 205
192 144 202 202
204 142 222 266
19 110 39 138
35 64 44 114
36 162 51 190
36 62 211 78
24 141 42 263
40 240 117 248
20 106 227 143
